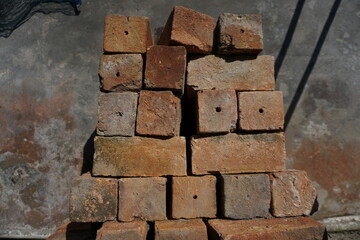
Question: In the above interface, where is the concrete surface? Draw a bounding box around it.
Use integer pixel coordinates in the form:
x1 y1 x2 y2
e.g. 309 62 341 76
0 0 359 238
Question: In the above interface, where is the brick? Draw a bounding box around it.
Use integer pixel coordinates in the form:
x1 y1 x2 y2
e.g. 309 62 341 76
191 133 285 175
187 55 274 91
155 219 208 240
93 136 186 177
47 222 93 240
238 91 284 131
103 15 153 53
172 175 217 219
96 92 138 136
98 54 143 91
118 177 167 221
197 90 237 134
69 174 117 222
96 221 148 240
270 170 317 217
158 6 216 54
136 90 181 137
144 45 187 94
220 174 271 219
217 13 263 54
208 217 327 240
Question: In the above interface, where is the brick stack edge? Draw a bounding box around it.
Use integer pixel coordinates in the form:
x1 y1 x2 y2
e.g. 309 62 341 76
47 6 327 240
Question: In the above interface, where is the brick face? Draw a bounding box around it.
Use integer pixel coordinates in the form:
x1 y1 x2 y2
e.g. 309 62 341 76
97 92 138 136
172 175 217 219
217 13 263 54
118 177 167 221
158 6 216 54
238 91 284 131
155 219 208 240
220 174 271 219
191 133 286 175
98 54 143 92
103 15 153 53
196 90 237 133
208 217 327 240
136 90 182 137
93 136 186 177
270 170 318 217
69 174 117 222
96 221 148 240
144 46 187 94
187 55 275 91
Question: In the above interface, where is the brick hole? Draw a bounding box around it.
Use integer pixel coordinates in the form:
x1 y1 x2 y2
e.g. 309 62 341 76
116 71 120 77
240 29 245 33
215 107 222 112
116 111 123 117
124 31 129 35
193 195 198 199
259 108 264 113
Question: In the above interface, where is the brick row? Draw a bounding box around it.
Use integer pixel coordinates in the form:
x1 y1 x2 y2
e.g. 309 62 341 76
70 170 317 222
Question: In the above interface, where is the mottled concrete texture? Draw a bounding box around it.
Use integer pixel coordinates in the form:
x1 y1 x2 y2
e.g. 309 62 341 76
0 0 358 238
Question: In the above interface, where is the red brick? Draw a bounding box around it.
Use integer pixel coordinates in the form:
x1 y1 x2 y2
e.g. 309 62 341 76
103 15 153 53
97 92 138 136
155 219 208 240
144 45 187 94
270 170 317 217
98 54 143 91
93 136 186 177
220 174 271 219
69 174 117 222
158 6 216 54
217 13 263 54
172 175 217 219
238 91 284 131
187 55 274 91
196 90 237 133
96 221 148 240
136 90 181 137
191 133 286 175
208 217 327 240
118 177 167 221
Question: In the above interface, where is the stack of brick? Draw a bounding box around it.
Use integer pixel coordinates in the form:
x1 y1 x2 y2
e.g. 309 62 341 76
56 6 327 240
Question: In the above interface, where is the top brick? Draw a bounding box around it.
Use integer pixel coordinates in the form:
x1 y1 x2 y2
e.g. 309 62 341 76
104 15 153 53
217 13 263 54
158 6 216 54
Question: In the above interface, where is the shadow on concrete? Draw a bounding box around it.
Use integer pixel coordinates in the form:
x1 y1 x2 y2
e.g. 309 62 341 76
284 0 342 130
81 130 96 174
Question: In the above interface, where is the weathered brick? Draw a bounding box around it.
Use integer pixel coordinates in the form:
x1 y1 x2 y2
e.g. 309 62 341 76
96 221 148 240
270 170 317 217
238 91 284 131
118 177 167 221
208 217 327 240
136 90 181 137
144 45 187 94
93 136 186 177
158 6 216 54
172 175 217 219
103 15 153 53
155 219 208 240
191 133 285 175
217 13 263 54
97 92 138 136
69 174 117 222
220 174 271 219
187 55 274 91
98 54 143 92
197 90 237 133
